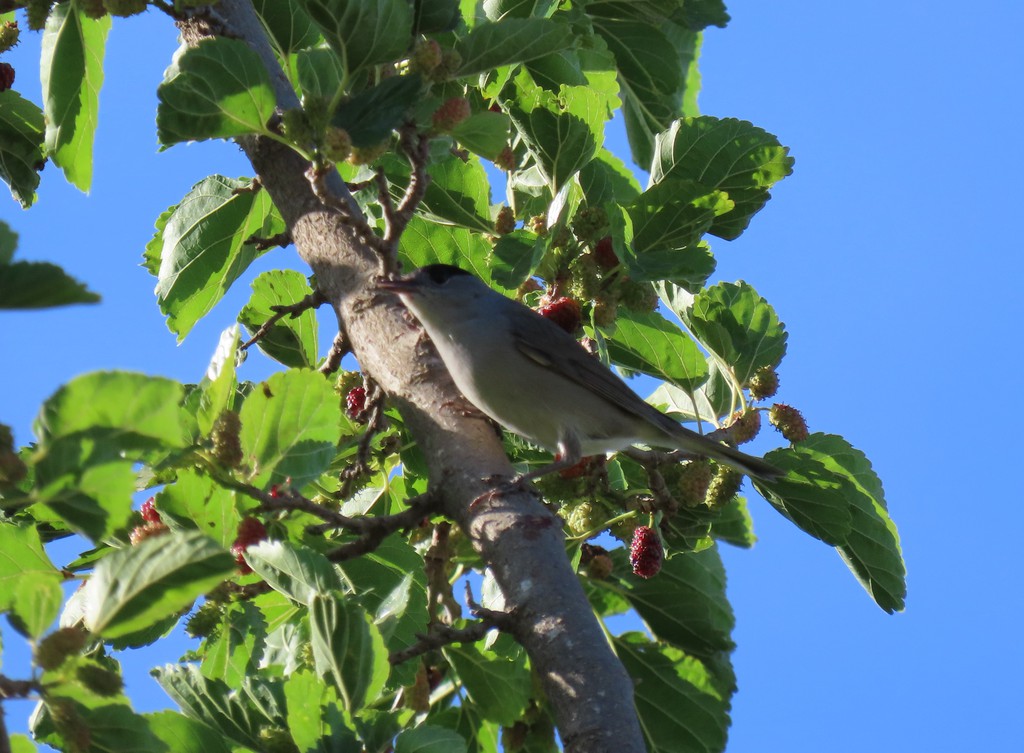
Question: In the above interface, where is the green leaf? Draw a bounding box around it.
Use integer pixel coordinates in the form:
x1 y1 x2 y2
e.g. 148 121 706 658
33 457 137 543
409 153 494 233
295 48 345 100
455 18 575 77
297 0 412 76
332 74 422 147
619 546 734 656
201 601 268 687
148 175 282 341
309 593 389 712
252 0 322 55
40 3 110 191
444 644 531 725
0 90 46 207
414 0 461 33
578 148 642 208
449 111 511 161
395 725 468 753
684 281 788 386
650 117 794 240
0 261 100 308
146 710 235 753
244 539 343 604
753 442 856 547
36 371 187 448
628 180 732 254
615 632 730 753
238 369 342 489
8 734 36 753
0 219 16 264
284 671 357 753
197 326 242 437
759 434 905 612
239 271 319 368
0 522 63 638
491 230 544 289
712 496 756 549
152 664 281 750
334 537 429 685
157 38 277 145
399 217 496 284
83 530 236 639
155 470 240 549
507 74 606 192
604 309 708 393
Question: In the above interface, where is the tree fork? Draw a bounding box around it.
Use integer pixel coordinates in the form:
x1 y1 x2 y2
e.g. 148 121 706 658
176 2 645 750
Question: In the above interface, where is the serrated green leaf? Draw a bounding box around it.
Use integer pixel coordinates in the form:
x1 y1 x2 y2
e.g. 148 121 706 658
0 261 100 308
157 38 277 145
760 434 905 612
507 73 606 192
712 496 756 548
156 470 240 549
615 632 730 753
491 230 544 289
0 90 46 207
753 441 858 547
449 111 511 160
244 539 343 604
684 281 788 386
36 371 186 448
298 0 412 76
395 725 468 753
415 0 461 33
84 531 235 639
34 457 136 543
309 593 389 712
239 369 342 489
399 217 497 284
619 546 734 655
650 117 794 240
197 326 242 436
604 309 708 392
0 522 63 638
239 271 319 368
295 47 345 100
332 74 422 147
578 148 642 207
284 671 357 753
444 644 531 725
145 710 235 753
334 537 428 686
152 664 282 750
455 18 574 77
201 601 268 686
40 3 109 191
149 175 282 341
415 153 494 232
628 180 732 254
252 0 322 55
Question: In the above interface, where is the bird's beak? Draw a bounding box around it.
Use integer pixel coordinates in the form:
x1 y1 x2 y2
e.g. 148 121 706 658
374 277 419 294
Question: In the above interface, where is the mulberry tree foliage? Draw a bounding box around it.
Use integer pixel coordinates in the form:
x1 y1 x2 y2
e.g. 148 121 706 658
0 1 904 753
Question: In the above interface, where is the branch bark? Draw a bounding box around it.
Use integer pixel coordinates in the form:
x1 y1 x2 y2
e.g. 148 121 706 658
177 4 644 750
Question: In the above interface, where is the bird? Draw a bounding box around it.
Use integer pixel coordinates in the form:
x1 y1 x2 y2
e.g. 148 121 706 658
376 264 782 482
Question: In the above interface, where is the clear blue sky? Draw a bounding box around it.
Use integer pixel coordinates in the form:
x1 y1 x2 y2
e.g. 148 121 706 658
2 1 1022 751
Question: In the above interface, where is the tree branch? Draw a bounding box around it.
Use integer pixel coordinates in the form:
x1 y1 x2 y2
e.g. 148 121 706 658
177 4 646 750
239 289 326 351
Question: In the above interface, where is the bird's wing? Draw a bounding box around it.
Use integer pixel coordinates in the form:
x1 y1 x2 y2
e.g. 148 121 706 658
508 307 682 435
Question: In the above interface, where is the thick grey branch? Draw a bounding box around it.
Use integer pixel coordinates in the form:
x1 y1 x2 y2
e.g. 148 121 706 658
177 4 644 750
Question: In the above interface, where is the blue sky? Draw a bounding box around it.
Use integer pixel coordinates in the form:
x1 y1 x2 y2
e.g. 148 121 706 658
2 1 1023 751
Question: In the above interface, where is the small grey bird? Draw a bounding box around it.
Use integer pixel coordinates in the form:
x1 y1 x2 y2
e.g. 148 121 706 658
377 264 782 481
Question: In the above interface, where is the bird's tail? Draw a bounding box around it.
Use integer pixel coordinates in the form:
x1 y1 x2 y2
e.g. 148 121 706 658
686 439 784 482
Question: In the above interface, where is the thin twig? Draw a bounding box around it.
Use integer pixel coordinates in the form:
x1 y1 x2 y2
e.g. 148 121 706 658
240 289 327 351
319 330 351 374
0 675 40 700
245 231 292 251
388 621 497 665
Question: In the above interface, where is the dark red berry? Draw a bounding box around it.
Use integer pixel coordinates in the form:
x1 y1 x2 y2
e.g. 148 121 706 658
629 526 663 579
140 497 161 523
537 297 582 334
593 236 618 270
489 102 501 113
0 62 15 93
231 517 268 574
269 484 282 498
432 97 470 132
494 145 516 171
129 522 169 546
346 386 367 419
